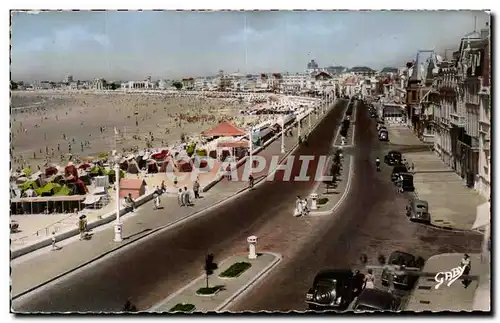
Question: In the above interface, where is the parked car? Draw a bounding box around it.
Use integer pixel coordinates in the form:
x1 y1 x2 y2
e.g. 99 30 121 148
352 288 400 312
400 173 415 192
391 165 408 182
406 199 431 223
381 251 425 290
305 269 364 311
378 130 389 141
385 151 402 166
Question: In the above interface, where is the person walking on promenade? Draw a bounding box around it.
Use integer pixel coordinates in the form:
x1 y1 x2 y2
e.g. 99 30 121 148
460 253 472 288
126 193 136 212
78 217 86 240
193 180 200 199
178 188 185 207
183 186 192 206
51 232 59 251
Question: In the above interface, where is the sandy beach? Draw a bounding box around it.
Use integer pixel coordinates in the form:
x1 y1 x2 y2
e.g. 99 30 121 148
10 91 257 171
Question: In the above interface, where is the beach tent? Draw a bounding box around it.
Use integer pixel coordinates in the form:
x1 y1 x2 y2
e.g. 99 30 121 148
177 160 193 172
202 121 246 137
159 156 178 173
45 166 58 177
127 160 140 174
151 150 169 161
78 163 92 170
21 180 38 191
54 185 72 196
147 160 159 173
65 163 79 180
119 159 129 171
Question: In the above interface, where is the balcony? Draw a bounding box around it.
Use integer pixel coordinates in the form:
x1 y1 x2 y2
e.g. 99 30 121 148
449 113 466 127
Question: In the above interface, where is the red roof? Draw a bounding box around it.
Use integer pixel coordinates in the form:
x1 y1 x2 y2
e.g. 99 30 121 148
202 121 246 137
120 178 146 190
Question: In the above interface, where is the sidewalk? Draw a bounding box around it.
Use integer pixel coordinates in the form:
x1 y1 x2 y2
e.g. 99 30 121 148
149 252 281 313
405 253 484 312
387 127 486 230
11 103 335 298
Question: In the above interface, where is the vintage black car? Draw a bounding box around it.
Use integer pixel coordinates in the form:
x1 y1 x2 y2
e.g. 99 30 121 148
406 199 430 223
381 251 425 290
378 130 389 141
352 288 399 312
385 151 402 166
391 165 408 182
400 172 415 192
305 269 364 311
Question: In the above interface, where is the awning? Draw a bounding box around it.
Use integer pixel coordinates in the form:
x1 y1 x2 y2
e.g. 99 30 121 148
217 139 250 148
473 202 490 229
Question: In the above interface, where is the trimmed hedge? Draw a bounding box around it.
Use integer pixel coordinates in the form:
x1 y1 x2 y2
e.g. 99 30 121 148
196 286 222 295
220 262 252 278
169 303 195 313
318 197 329 205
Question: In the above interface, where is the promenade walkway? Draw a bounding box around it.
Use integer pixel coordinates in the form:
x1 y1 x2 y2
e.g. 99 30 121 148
11 102 335 298
405 253 483 312
387 126 486 230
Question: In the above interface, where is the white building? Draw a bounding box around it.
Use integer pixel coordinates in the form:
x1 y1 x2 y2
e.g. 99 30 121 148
91 78 105 90
122 79 156 90
476 39 490 199
63 74 73 83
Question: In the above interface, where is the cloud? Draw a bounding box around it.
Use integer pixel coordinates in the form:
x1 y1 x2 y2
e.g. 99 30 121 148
15 25 110 52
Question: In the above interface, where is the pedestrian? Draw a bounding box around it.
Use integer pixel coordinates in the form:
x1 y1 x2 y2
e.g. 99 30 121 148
365 269 375 289
78 218 86 240
295 196 303 217
183 186 192 206
460 254 472 287
153 193 161 210
127 193 136 212
178 188 185 207
51 232 59 251
161 180 166 193
193 179 200 199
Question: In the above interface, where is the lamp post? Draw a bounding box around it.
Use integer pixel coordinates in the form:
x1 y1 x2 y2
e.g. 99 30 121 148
281 116 285 153
249 127 253 174
297 115 301 140
308 108 311 132
114 155 123 242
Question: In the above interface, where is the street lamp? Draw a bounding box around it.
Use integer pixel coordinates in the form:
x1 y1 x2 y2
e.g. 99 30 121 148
113 153 123 242
248 126 254 174
281 115 285 153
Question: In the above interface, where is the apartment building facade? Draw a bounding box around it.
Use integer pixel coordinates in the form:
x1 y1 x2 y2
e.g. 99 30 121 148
432 25 490 196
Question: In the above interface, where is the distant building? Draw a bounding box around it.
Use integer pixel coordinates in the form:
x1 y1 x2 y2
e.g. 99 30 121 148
91 78 105 90
63 74 73 83
349 66 376 77
182 78 195 90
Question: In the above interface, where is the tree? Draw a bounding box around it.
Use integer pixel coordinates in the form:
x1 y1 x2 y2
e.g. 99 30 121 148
204 253 218 288
10 81 18 90
172 81 183 90
110 82 120 90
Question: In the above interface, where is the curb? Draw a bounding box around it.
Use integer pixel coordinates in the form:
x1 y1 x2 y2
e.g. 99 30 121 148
12 101 339 300
215 252 282 312
309 155 355 216
148 251 282 313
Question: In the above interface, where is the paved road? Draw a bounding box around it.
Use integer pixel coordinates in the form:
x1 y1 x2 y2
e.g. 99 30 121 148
229 101 483 312
12 100 349 313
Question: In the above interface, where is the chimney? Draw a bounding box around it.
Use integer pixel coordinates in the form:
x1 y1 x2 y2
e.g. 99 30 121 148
481 22 490 40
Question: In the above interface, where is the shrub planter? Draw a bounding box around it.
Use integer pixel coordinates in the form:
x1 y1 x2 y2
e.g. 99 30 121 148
317 197 329 205
219 262 252 279
169 303 195 313
196 286 223 297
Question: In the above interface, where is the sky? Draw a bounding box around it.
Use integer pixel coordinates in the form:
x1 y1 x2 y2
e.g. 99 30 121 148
10 10 490 82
